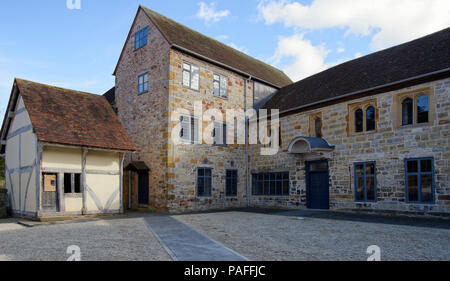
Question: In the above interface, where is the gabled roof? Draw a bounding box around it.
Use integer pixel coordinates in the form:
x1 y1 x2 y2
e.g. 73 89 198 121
103 87 116 105
264 27 450 113
1 79 136 152
115 6 292 88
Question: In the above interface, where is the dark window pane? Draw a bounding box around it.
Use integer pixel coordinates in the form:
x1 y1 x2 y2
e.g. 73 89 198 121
276 181 282 195
315 118 322 138
407 160 418 173
197 178 205 195
258 180 264 195
356 177 365 201
366 163 375 175
366 177 375 201
205 169 212 177
204 178 211 196
421 159 432 173
282 180 289 195
64 174 71 193
421 175 433 202
402 98 413 126
74 174 81 193
366 106 376 131
408 175 419 202
270 181 276 195
356 165 364 176
355 109 363 132
198 168 204 177
417 95 429 124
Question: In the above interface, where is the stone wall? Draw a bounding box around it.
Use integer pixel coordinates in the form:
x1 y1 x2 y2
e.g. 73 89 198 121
0 189 7 218
115 9 171 210
249 78 450 215
166 49 254 212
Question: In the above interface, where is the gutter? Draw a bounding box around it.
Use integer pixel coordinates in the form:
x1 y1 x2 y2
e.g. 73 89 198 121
277 67 450 116
170 44 283 89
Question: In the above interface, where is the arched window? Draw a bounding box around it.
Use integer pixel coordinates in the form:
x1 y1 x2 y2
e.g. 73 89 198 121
366 106 376 131
402 98 413 126
315 118 322 138
355 109 363 133
417 95 429 124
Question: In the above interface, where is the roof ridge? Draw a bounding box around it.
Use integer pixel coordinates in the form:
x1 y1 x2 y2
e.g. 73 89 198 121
15 78 102 98
140 6 289 81
287 27 450 88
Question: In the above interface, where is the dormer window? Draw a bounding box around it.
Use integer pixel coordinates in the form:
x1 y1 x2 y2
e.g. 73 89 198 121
134 26 148 50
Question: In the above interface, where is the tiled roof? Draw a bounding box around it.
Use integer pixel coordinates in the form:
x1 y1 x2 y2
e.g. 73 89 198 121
264 27 450 113
14 79 136 151
141 6 292 88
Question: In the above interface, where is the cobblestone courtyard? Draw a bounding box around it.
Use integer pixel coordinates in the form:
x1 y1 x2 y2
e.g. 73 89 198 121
0 210 449 261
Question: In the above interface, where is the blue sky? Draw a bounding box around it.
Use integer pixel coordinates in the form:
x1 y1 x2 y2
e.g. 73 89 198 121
0 0 449 117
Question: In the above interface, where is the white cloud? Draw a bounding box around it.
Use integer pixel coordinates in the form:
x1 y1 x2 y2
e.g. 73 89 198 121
337 48 345 53
258 0 450 50
270 34 334 81
196 2 230 24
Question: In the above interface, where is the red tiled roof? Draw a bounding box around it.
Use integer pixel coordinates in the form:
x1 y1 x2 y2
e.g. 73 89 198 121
15 79 136 151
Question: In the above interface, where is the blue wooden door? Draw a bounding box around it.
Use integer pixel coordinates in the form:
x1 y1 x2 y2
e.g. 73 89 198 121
138 171 149 205
306 161 330 210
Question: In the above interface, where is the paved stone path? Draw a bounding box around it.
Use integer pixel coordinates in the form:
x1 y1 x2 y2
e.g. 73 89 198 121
144 215 248 261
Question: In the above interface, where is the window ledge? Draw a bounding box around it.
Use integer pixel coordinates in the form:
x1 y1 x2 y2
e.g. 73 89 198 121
398 122 431 130
64 193 82 198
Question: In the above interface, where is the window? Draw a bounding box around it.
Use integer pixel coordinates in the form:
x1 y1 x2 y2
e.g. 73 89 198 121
417 95 429 124
180 115 199 144
252 172 290 196
182 62 200 91
405 158 434 203
366 106 376 131
64 173 82 194
138 73 149 94
315 118 322 138
213 74 228 98
197 168 212 197
134 26 148 50
355 109 363 133
399 91 431 127
402 98 413 126
354 162 376 202
226 170 238 197
213 121 227 146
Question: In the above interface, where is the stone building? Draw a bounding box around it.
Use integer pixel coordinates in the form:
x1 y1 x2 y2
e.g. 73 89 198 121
109 6 450 216
0 79 136 219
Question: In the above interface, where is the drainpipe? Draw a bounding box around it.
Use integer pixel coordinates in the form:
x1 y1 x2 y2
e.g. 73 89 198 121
244 76 252 208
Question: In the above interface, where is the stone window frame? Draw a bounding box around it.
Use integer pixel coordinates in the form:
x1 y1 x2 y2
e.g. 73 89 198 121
392 87 435 129
308 112 323 138
404 157 435 204
182 61 200 91
213 120 227 146
197 167 213 198
179 114 200 144
137 72 149 95
354 162 377 203
347 99 378 136
251 172 290 197
212 73 229 99
134 26 148 51
225 169 238 197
